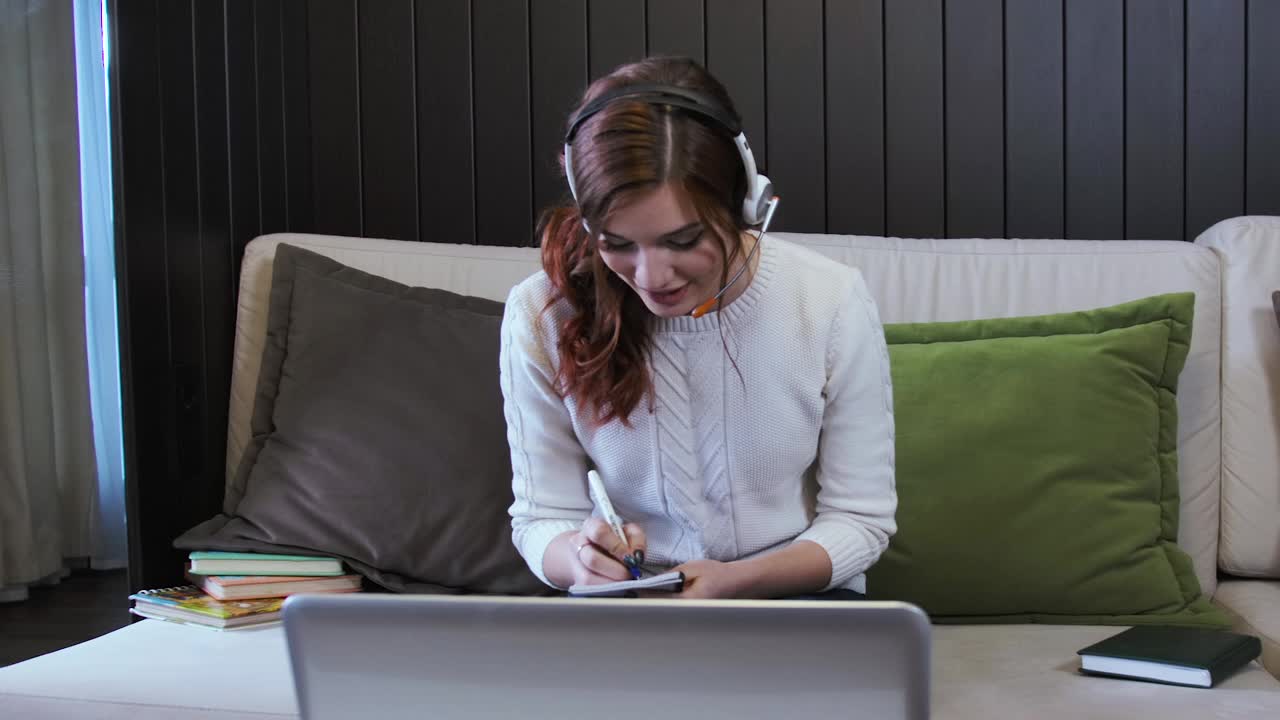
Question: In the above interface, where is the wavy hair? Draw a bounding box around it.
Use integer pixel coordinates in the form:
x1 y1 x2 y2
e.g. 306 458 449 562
538 56 750 426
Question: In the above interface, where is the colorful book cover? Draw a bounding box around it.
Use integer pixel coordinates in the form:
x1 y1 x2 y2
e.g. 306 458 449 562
129 585 284 620
128 607 281 631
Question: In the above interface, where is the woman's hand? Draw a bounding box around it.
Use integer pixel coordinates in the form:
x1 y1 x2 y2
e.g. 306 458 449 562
544 517 646 589
657 541 834 599
663 559 749 599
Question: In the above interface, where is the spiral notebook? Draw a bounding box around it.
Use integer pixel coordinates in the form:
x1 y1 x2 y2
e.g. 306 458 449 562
129 585 284 630
568 571 684 597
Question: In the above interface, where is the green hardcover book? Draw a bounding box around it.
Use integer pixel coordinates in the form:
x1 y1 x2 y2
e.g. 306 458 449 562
187 551 345 576
1077 625 1262 688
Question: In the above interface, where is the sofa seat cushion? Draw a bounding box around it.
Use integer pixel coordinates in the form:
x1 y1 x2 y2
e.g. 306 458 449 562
933 624 1280 718
1215 579 1280 678
0 619 296 718
3 619 1277 719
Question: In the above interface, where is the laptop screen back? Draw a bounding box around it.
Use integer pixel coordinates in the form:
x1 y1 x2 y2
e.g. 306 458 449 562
283 594 930 720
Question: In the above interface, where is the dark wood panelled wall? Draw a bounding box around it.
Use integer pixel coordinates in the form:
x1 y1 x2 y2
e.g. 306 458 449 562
110 0 1280 591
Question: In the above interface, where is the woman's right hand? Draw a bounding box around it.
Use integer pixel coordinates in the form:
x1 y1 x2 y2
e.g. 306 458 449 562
545 517 647 588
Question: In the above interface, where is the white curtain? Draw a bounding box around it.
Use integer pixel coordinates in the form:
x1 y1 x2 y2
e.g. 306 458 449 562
0 0 123 602
75 0 126 572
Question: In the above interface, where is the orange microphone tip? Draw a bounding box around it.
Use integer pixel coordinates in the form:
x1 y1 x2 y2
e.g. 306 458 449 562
690 299 716 318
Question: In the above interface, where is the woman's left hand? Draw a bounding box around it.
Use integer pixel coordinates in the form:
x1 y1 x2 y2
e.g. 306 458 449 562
664 559 750 599
651 541 834 599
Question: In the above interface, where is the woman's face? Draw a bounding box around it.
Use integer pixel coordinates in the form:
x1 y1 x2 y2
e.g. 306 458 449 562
595 183 727 318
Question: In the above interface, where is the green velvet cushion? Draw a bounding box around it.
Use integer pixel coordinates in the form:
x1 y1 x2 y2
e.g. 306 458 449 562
866 292 1228 627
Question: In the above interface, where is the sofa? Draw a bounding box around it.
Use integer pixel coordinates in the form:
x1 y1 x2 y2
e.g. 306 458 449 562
2 217 1279 718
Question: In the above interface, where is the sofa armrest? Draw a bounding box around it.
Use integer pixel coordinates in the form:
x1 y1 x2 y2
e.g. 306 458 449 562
1214 578 1280 680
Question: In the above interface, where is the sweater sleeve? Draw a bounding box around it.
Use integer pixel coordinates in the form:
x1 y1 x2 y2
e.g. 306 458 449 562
794 268 898 591
499 282 591 589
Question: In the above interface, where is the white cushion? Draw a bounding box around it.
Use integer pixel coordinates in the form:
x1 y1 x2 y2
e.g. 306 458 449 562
1216 579 1280 679
0 619 295 718
227 232 1223 594
3 619 1276 718
1195 216 1280 577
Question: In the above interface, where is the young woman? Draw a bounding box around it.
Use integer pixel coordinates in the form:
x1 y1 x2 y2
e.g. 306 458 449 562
500 57 896 599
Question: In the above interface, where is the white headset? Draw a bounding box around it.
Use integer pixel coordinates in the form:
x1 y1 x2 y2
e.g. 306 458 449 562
562 84 774 227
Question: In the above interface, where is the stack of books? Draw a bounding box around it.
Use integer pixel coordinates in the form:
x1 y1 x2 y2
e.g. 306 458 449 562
128 551 361 630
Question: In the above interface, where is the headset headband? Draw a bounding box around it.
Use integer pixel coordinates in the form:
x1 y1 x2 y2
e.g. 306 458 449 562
562 82 772 226
564 84 742 144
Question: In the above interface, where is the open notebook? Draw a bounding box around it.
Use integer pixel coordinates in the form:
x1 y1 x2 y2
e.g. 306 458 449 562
568 571 684 597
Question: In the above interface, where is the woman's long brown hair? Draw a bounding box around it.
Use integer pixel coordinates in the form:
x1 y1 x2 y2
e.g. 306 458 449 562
539 56 749 427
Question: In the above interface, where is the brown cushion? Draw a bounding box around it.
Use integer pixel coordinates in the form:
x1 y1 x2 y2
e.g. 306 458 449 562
175 243 550 595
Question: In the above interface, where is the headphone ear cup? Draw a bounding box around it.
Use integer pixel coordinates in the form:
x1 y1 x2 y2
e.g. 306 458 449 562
743 174 774 225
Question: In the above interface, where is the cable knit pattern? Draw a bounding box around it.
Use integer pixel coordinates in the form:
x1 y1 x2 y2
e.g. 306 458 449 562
500 236 897 592
650 330 738 562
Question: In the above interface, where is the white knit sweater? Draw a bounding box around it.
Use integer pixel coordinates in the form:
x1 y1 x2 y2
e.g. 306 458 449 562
499 236 897 593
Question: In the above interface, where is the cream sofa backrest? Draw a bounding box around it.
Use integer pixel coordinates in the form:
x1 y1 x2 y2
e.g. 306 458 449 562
1196 216 1280 579
228 231 1224 596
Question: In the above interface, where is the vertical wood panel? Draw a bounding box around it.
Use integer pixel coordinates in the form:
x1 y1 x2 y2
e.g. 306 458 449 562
1247 1 1280 215
1126 0 1184 239
282 1 313 233
255 0 286 235
226 0 259 277
308 0 362 237
706 0 766 173
944 0 1003 238
114 0 176 591
765 0 825 232
416 0 475 244
359 0 418 241
824 0 883 236
1186 0 1245 240
193 0 233 519
646 0 704 63
885 0 944 238
588 0 645 81
531 1 587 217
156 0 209 580
473 0 532 246
1065 0 1124 240
1005 0 1063 239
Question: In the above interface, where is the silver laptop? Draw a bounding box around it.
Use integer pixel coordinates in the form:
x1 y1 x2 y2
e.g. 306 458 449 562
283 594 931 720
